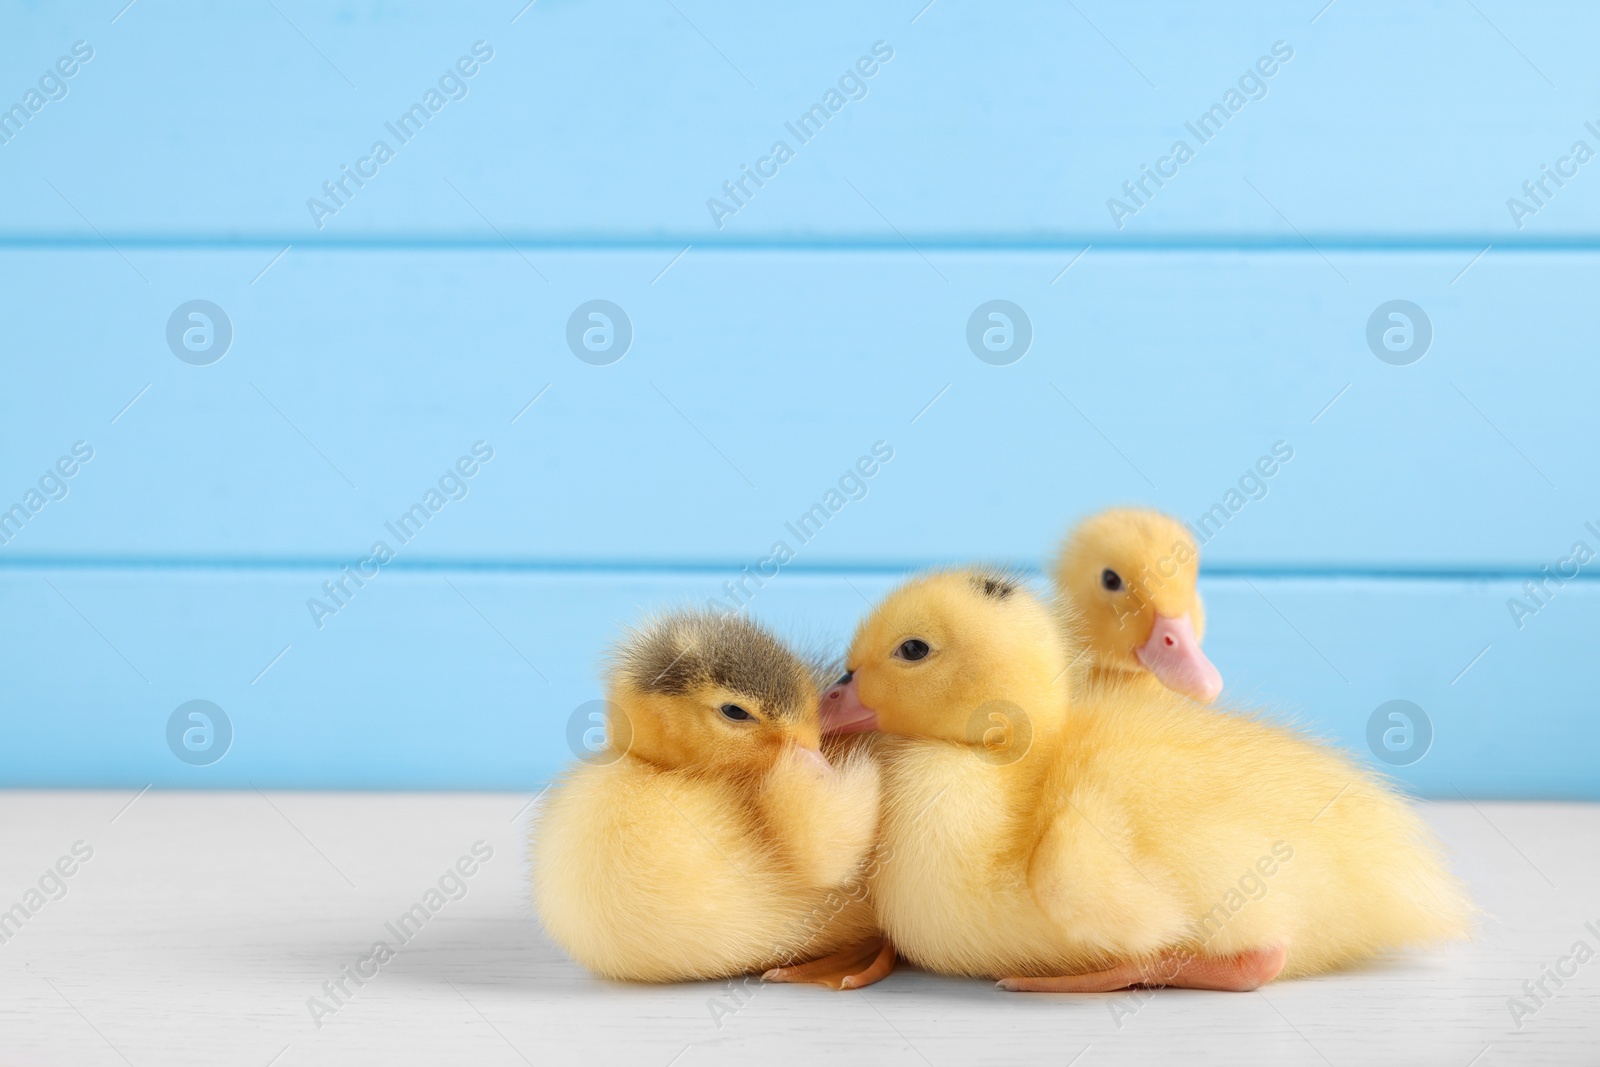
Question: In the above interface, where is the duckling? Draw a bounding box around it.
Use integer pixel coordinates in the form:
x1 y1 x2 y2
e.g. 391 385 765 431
1054 507 1222 702
533 609 893 989
824 569 1472 990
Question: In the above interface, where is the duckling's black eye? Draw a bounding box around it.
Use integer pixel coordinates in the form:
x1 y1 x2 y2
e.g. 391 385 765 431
1101 568 1123 592
893 639 930 662
719 703 753 722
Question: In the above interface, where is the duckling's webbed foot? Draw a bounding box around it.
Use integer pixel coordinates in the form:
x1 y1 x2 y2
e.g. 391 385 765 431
997 944 1285 993
762 936 896 990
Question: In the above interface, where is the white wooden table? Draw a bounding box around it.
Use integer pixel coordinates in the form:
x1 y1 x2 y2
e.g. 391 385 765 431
1 792 1593 1066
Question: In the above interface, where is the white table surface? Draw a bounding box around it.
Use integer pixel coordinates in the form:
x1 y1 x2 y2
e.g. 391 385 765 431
0 791 1594 1066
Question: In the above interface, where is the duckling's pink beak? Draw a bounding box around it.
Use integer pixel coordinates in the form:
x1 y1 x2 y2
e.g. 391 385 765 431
1136 614 1223 702
820 674 878 735
791 744 833 776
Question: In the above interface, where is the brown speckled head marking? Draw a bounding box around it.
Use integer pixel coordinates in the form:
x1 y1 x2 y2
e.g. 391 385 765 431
612 610 812 718
970 569 1020 600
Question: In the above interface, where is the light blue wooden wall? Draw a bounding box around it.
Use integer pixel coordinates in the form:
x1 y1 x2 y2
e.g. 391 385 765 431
1 1 1594 796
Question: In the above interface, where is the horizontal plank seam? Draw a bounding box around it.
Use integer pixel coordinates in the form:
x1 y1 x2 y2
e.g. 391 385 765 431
5 235 1600 253
0 558 1591 582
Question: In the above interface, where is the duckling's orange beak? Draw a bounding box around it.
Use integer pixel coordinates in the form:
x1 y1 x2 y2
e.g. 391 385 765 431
820 674 878 735
1136 614 1223 702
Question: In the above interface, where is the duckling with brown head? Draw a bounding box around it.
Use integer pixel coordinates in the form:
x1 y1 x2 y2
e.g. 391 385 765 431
534 609 892 988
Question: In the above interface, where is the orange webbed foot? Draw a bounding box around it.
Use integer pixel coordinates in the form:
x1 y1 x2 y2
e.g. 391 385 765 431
763 936 896 990
998 944 1286 993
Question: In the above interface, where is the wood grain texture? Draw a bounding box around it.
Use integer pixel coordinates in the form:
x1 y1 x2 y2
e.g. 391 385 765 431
0 791 1593 1066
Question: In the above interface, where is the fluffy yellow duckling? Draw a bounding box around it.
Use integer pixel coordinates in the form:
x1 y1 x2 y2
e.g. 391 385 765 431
1054 507 1222 702
824 569 1472 991
533 609 893 988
